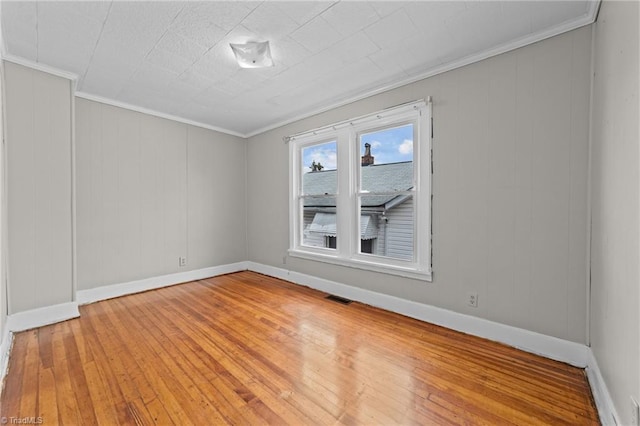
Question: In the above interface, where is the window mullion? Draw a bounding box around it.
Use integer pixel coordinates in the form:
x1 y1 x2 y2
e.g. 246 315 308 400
335 128 353 257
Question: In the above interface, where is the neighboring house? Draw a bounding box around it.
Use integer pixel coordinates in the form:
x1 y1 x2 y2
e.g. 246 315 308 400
302 160 414 260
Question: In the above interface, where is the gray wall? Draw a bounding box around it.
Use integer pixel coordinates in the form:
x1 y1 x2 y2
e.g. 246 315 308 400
75 98 246 290
0 61 6 331
5 62 73 314
247 26 592 344
590 1 640 424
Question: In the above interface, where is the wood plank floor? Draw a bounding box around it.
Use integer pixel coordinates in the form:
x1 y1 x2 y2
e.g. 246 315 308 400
0 271 598 425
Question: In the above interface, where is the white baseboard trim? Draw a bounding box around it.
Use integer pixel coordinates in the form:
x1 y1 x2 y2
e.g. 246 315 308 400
6 302 80 333
0 262 248 392
77 262 248 305
247 262 589 368
0 321 12 391
586 349 620 425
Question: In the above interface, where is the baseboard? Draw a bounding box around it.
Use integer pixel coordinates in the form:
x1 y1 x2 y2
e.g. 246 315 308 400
247 262 589 368
77 262 249 305
0 262 248 392
6 302 80 333
0 321 12 391
586 349 620 425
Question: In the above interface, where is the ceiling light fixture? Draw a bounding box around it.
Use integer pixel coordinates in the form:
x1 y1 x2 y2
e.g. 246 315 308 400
229 41 274 68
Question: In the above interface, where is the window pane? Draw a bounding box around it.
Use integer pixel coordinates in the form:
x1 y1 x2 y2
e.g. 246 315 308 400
360 124 413 192
359 195 414 260
360 239 374 254
303 209 337 249
302 141 337 195
326 236 337 249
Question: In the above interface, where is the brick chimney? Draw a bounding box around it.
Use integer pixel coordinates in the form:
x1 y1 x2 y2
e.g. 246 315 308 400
361 143 374 166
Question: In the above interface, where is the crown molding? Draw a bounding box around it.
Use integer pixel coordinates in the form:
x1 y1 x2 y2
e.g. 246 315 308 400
0 0 600 140
74 91 245 138
2 54 78 82
0 55 244 138
244 3 600 138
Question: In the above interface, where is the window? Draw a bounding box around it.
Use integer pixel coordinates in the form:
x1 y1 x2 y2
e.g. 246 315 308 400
288 100 432 281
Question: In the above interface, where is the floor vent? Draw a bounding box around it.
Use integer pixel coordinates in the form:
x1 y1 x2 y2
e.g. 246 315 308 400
325 295 353 305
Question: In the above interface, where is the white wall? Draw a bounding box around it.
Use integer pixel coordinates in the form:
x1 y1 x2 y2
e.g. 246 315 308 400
75 98 247 290
4 61 73 314
247 26 592 344
589 1 640 424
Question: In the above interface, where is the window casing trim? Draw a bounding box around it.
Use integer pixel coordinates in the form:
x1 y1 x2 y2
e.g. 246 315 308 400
289 100 432 281
284 99 429 143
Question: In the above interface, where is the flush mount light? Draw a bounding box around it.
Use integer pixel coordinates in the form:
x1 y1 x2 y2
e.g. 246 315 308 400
229 41 274 68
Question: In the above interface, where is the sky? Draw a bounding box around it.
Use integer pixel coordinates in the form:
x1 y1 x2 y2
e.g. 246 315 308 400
302 124 413 172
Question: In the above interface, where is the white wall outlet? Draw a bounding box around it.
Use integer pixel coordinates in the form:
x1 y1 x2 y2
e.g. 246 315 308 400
282 255 287 265
631 396 639 426
467 292 478 308
179 256 187 267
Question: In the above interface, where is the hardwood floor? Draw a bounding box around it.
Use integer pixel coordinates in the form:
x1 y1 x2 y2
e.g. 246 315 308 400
0 271 598 425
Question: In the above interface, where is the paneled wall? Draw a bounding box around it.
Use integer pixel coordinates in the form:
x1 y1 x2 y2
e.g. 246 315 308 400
247 26 592 344
4 62 73 314
589 1 640 424
0 61 6 331
187 126 247 269
75 98 246 291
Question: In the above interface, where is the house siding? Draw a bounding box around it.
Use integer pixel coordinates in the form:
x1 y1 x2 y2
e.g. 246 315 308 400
384 197 414 260
303 210 325 247
375 215 386 256
304 202 414 260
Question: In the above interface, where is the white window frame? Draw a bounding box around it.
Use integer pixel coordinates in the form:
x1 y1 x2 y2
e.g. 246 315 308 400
288 99 432 281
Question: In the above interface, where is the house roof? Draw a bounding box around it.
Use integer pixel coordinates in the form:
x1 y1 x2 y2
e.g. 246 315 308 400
303 161 413 207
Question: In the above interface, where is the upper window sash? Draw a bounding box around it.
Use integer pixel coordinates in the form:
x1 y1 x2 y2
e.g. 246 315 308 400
354 119 421 197
294 135 338 198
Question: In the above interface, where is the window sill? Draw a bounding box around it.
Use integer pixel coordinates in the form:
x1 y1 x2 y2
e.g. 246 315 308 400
288 249 433 282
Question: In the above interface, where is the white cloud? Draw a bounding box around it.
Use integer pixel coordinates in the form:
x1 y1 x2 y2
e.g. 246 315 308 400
398 139 413 155
307 148 337 170
370 140 382 149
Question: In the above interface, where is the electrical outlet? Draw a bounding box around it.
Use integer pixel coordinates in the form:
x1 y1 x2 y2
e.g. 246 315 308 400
282 256 287 265
631 396 639 426
179 256 187 267
467 292 478 308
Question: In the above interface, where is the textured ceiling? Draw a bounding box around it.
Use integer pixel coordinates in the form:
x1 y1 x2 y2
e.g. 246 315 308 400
1 1 598 137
